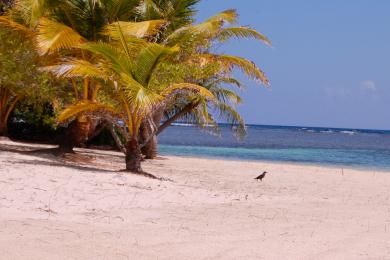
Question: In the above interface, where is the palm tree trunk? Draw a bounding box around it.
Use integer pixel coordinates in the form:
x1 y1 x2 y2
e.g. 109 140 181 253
58 118 91 153
140 102 200 158
108 124 126 153
141 134 157 159
140 108 165 159
125 138 142 172
156 101 199 135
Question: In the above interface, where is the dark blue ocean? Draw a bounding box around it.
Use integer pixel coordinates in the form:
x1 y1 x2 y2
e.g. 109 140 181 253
157 124 390 170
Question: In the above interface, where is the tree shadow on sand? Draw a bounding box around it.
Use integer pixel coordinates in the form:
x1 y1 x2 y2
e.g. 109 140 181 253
9 159 118 173
0 142 166 180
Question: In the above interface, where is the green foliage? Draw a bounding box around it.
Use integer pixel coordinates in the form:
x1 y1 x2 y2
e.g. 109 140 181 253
12 101 56 128
0 29 40 93
0 27 68 134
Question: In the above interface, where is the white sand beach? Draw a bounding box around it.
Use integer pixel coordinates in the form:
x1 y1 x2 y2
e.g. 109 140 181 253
1 139 390 259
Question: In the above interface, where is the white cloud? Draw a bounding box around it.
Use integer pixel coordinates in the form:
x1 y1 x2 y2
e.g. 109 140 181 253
360 80 376 91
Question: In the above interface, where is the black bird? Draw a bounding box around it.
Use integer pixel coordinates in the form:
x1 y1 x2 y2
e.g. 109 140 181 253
255 171 267 181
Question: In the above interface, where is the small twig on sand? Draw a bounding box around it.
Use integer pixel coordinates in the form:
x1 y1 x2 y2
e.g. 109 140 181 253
37 207 57 215
120 170 172 181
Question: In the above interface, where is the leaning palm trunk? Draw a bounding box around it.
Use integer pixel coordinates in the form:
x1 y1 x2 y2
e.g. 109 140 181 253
140 102 200 158
140 108 165 159
108 124 126 153
140 125 158 159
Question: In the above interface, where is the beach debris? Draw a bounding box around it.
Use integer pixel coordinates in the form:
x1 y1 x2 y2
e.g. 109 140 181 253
255 171 267 181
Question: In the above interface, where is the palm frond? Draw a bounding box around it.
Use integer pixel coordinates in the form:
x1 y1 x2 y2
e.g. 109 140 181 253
218 26 271 46
134 43 178 85
102 20 167 39
210 77 244 90
118 72 161 109
103 0 139 22
135 0 162 19
161 83 215 101
80 41 134 75
165 9 237 46
58 100 118 123
209 87 243 105
212 54 269 86
19 0 46 25
42 59 110 81
0 16 32 35
205 9 237 24
213 101 246 139
36 17 86 55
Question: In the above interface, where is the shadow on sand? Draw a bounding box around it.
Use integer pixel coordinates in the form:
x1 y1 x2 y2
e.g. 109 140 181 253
0 141 165 180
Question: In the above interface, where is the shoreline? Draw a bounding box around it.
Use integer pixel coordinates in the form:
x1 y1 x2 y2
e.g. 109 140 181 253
3 137 389 172
159 144 390 173
161 152 390 173
1 139 390 259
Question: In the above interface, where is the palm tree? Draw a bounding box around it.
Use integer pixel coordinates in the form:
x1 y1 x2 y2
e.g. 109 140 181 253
0 0 195 149
1 0 204 151
44 29 214 173
140 9 271 158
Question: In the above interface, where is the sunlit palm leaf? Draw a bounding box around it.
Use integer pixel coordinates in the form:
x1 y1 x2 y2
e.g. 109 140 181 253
134 43 179 85
165 9 237 45
204 9 237 24
80 41 135 75
36 17 86 55
103 20 167 39
58 100 118 122
118 72 161 109
42 59 110 81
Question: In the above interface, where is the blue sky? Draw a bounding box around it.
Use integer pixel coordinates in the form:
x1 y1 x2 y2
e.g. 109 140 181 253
196 0 390 130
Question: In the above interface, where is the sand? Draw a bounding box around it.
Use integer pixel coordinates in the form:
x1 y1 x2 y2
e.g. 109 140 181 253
1 139 390 260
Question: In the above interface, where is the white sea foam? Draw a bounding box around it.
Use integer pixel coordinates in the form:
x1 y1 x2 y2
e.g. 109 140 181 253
340 130 356 135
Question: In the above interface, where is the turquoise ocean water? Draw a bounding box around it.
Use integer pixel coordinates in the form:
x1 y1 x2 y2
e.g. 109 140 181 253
158 124 390 170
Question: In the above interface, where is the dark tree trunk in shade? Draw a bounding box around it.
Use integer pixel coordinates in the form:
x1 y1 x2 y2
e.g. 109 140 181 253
0 121 7 136
125 139 143 172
